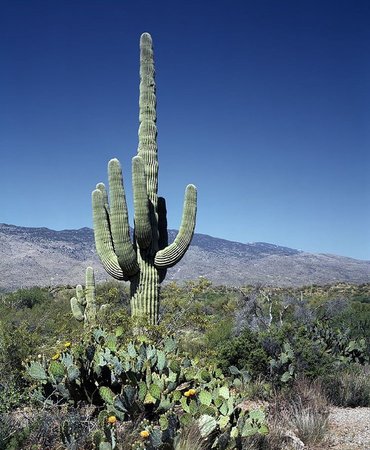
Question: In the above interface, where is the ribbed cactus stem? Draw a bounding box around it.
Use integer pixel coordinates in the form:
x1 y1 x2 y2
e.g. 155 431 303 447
138 32 158 209
84 267 97 326
70 267 97 327
132 156 152 249
71 289 84 322
92 33 197 325
155 184 197 268
108 159 139 274
131 256 160 324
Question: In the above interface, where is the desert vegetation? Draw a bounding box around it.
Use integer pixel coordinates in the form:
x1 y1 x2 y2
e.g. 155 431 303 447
0 280 369 449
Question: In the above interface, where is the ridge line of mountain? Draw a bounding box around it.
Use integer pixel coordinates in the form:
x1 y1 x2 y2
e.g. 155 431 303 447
0 222 369 290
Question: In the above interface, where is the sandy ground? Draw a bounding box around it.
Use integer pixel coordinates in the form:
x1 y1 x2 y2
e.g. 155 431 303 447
323 407 370 449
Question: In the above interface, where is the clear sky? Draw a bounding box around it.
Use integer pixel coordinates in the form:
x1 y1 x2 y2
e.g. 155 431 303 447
1 0 369 260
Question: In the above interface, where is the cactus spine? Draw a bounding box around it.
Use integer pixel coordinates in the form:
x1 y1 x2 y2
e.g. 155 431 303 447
70 266 97 327
92 33 197 324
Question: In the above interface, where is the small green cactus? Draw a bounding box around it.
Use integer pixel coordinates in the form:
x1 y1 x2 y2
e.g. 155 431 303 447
92 32 197 325
70 267 105 327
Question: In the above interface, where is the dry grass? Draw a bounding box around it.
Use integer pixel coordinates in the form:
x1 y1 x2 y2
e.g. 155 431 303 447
241 378 329 450
1 404 100 449
286 378 329 447
174 421 208 450
324 364 370 407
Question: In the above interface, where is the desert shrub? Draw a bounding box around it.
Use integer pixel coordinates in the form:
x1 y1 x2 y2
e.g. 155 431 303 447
241 377 272 402
0 421 31 450
0 405 99 450
217 328 270 379
217 323 329 384
274 325 336 380
96 280 130 307
0 382 28 415
333 301 370 347
322 364 370 407
0 286 83 360
216 314 369 388
267 320 369 382
97 307 132 337
0 410 49 450
204 317 234 351
233 289 292 334
159 281 239 362
2 286 51 310
0 320 37 412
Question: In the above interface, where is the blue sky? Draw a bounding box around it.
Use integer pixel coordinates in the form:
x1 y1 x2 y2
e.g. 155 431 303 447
1 0 369 260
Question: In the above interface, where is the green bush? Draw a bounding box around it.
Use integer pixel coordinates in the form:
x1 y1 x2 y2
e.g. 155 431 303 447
217 328 270 378
0 320 37 412
332 301 370 348
216 318 369 387
2 286 51 310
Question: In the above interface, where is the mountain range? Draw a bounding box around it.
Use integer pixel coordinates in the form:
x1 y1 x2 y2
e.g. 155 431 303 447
0 223 369 291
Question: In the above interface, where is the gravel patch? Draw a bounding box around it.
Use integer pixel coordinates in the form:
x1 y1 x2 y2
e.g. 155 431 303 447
326 407 370 449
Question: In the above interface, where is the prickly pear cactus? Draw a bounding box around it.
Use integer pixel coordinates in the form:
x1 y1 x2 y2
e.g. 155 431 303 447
92 33 197 324
27 331 269 449
70 267 98 327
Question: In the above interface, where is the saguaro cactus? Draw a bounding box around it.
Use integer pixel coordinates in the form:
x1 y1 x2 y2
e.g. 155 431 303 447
70 267 97 327
92 33 197 324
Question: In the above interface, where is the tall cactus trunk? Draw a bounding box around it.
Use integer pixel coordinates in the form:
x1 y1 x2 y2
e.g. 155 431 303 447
130 258 160 325
92 33 197 325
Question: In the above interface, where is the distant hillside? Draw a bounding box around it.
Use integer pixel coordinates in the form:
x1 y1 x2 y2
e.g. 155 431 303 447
0 223 369 291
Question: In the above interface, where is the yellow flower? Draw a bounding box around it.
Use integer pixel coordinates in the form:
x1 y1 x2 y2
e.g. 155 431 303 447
51 353 60 360
64 342 71 348
140 430 150 438
107 415 117 424
184 388 196 397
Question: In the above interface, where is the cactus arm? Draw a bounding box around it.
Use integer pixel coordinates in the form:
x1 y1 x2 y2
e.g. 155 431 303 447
92 188 126 280
155 184 197 268
71 283 85 321
96 182 110 212
76 284 85 305
108 159 139 277
132 156 152 249
70 296 84 321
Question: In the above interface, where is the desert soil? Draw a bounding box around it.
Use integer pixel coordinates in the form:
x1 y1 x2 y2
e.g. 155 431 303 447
324 407 370 449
